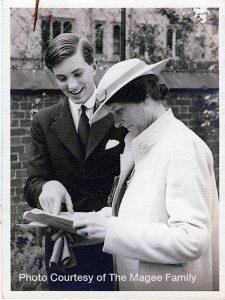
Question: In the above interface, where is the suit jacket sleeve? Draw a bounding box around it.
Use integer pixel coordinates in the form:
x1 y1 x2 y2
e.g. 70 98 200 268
24 113 56 208
103 139 218 264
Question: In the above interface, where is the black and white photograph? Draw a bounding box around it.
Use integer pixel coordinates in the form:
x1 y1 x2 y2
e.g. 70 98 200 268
2 0 224 298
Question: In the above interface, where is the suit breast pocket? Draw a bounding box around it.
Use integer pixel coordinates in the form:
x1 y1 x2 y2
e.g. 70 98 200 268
104 142 123 155
104 146 124 159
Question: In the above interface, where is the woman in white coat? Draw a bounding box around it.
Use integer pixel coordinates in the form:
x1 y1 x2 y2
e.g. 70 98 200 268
73 59 219 291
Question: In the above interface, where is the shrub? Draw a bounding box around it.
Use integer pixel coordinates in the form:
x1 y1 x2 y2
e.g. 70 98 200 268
11 226 48 291
197 92 219 138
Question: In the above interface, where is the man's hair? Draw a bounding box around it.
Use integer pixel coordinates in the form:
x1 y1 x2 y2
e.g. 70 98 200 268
107 74 169 105
45 33 94 70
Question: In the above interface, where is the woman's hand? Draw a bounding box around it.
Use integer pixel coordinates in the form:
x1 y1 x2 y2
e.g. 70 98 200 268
73 208 112 241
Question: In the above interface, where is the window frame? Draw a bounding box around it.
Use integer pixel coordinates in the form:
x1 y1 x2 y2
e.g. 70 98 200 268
166 26 184 59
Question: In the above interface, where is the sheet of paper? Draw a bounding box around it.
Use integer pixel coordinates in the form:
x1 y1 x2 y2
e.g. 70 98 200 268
23 209 90 233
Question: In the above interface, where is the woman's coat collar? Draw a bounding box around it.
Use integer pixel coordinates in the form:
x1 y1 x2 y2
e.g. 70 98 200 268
131 109 176 158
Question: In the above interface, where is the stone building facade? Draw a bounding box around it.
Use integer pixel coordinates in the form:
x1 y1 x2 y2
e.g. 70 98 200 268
11 8 218 70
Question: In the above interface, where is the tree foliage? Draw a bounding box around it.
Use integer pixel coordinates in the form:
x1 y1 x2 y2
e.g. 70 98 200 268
127 8 218 72
128 24 166 63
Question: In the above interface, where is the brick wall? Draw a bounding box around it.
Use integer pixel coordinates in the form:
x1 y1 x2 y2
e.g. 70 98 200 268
10 90 219 225
167 91 219 188
11 92 63 225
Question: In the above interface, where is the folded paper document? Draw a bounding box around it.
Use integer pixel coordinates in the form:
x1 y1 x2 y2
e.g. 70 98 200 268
23 209 90 233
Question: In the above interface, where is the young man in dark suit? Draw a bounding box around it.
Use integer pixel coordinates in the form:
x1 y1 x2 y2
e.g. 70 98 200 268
24 33 126 291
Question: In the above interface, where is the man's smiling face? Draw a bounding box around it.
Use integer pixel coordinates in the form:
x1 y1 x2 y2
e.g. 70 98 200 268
52 50 96 104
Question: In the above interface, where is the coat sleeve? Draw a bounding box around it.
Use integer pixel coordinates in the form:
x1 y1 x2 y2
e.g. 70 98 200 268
24 113 56 208
103 139 218 264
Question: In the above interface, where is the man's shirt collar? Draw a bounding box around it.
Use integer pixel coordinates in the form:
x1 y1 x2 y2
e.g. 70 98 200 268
69 89 97 111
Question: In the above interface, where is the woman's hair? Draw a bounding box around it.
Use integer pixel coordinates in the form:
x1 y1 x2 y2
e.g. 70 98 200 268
45 33 94 71
107 74 168 105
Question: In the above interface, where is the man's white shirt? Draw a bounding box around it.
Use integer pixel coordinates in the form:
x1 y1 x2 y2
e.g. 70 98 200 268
69 89 97 131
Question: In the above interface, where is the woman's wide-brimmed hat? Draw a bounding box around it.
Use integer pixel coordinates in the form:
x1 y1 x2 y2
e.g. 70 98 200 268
90 58 169 124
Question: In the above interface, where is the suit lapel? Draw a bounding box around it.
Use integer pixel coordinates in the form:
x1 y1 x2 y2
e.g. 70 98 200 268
50 99 83 162
85 114 113 159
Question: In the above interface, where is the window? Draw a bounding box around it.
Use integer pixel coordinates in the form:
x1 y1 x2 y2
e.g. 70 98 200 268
64 21 72 33
41 18 72 53
166 27 184 58
41 19 50 53
167 28 173 51
175 29 183 57
53 21 61 39
95 23 104 54
113 25 121 55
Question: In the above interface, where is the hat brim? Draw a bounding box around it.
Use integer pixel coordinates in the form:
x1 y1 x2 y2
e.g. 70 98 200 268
90 59 169 124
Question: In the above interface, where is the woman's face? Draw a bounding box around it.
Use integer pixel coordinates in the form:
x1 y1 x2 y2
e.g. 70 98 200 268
106 101 151 135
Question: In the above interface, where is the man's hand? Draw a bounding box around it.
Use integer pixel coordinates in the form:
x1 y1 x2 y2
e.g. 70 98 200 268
39 180 74 215
73 208 111 241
